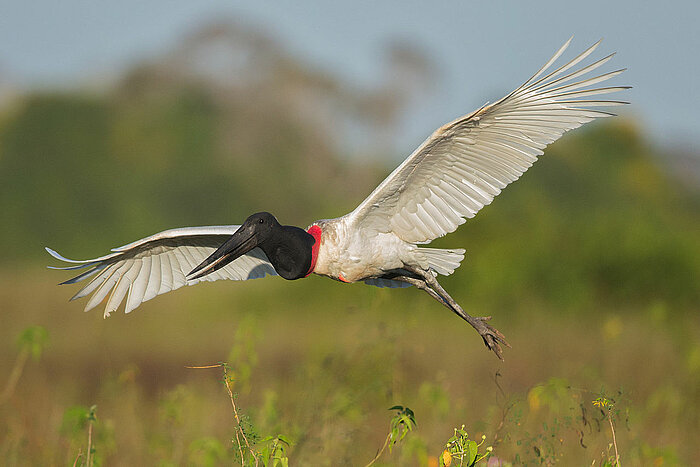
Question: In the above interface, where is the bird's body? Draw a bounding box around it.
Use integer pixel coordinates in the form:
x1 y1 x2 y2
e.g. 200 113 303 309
312 217 388 283
48 38 628 359
313 218 411 283
309 216 463 284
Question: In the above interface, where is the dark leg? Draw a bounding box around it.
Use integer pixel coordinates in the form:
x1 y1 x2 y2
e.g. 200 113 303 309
390 274 449 307
391 267 510 360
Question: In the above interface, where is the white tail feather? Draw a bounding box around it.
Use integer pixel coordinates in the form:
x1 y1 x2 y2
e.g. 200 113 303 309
419 247 466 276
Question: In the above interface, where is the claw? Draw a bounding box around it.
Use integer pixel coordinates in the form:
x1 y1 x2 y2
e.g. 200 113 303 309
473 316 510 360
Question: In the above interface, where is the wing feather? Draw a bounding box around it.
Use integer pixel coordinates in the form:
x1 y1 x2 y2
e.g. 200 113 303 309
71 264 115 302
144 254 161 302
87 261 130 313
159 253 175 295
126 258 150 314
347 39 628 243
108 259 141 316
169 249 189 289
47 225 277 316
177 247 198 276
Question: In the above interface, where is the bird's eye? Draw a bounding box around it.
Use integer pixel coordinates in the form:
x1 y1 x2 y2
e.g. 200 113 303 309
259 218 264 224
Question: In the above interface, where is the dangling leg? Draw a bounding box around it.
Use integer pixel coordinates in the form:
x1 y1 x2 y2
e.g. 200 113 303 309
390 267 510 360
389 274 449 307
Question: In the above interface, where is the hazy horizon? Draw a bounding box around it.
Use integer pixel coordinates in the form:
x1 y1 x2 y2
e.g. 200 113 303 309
1 1 698 155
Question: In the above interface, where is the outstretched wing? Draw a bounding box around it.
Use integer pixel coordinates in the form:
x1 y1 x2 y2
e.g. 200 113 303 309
347 38 629 244
47 226 277 317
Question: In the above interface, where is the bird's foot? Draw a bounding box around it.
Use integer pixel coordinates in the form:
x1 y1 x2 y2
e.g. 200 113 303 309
470 316 510 361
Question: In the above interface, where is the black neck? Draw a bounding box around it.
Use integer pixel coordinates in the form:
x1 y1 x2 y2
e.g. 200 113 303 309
259 225 315 280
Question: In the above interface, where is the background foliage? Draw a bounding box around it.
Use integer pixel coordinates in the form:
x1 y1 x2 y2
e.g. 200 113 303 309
1 23 698 465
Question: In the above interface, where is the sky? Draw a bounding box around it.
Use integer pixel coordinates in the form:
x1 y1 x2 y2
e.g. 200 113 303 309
0 1 698 155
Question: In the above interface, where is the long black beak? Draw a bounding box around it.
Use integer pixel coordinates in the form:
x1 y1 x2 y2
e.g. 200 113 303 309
187 227 259 280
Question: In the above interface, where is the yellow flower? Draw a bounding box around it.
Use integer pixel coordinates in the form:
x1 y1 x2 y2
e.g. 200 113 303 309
592 397 609 409
442 449 452 466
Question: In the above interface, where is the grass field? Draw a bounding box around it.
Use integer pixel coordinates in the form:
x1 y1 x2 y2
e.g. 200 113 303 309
2 268 698 465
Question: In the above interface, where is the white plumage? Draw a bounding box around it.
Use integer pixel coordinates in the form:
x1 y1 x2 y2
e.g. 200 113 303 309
47 226 276 317
48 38 627 357
347 37 626 244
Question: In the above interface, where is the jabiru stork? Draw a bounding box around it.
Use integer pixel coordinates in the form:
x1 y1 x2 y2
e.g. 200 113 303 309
47 38 628 359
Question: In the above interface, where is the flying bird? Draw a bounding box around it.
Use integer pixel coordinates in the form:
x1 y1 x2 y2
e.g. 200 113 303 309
47 38 628 359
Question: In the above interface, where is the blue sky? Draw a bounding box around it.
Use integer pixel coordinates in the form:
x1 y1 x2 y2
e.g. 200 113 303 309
1 1 698 154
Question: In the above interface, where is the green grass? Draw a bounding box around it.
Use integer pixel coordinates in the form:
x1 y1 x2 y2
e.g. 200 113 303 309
1 269 697 465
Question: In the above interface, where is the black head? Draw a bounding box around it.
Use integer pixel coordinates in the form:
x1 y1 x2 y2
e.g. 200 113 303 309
187 212 315 281
187 212 280 279
238 211 280 242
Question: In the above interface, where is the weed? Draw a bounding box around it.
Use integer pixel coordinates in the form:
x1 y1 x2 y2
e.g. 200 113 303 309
258 434 292 467
439 425 492 467
187 362 292 466
592 396 620 466
63 405 106 467
365 405 416 466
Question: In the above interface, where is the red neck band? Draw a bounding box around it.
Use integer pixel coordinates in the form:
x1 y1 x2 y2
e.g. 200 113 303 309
305 225 322 277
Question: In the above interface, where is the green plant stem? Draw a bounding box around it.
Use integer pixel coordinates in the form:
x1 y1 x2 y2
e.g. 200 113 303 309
86 417 94 467
234 430 245 466
364 433 391 467
608 412 620 467
72 448 83 467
